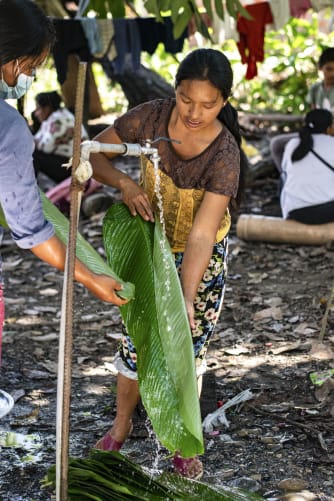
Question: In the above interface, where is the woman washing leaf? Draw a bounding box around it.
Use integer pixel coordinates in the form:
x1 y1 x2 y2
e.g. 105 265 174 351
90 48 247 479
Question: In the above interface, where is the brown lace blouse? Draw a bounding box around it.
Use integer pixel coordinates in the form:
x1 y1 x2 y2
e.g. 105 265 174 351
114 98 240 197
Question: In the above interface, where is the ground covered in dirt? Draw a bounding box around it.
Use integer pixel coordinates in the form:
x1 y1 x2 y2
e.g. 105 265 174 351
0 153 333 501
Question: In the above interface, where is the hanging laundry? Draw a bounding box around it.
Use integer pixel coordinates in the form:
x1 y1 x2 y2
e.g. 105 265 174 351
80 18 103 56
289 0 312 17
80 18 116 59
268 0 290 30
211 4 239 44
52 18 92 84
311 0 334 9
112 18 141 74
135 17 188 55
237 2 273 80
96 19 117 60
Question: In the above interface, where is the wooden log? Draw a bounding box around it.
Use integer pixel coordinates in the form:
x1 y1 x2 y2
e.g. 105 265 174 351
239 112 304 136
236 214 334 245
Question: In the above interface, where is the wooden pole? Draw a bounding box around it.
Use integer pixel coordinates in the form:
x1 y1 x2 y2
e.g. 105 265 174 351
56 61 87 501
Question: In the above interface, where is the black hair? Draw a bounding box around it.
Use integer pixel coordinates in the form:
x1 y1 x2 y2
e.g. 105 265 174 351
319 47 334 68
175 48 247 207
36 91 62 111
0 0 55 66
291 109 333 162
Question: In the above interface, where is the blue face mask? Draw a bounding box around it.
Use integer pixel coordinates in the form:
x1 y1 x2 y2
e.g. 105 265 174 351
0 63 35 100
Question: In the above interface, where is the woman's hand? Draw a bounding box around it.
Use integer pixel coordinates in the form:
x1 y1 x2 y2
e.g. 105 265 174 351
120 178 154 222
184 299 196 330
87 272 129 306
89 126 154 222
31 236 128 306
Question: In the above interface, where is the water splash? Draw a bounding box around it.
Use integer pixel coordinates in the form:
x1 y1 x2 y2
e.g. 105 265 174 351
150 147 171 295
144 416 164 474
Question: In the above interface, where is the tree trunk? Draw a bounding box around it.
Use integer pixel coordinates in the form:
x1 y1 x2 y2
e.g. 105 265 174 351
101 60 175 109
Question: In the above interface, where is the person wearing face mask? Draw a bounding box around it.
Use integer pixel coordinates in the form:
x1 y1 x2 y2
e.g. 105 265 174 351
0 58 36 100
0 0 128 361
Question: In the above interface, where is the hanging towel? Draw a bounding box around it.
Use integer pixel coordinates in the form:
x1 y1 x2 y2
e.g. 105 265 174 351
237 2 273 80
52 19 92 84
289 0 312 17
112 18 141 74
268 0 290 29
135 17 188 55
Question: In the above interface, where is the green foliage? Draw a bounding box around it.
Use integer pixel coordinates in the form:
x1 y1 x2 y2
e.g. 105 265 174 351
83 0 249 39
231 14 334 114
141 42 181 85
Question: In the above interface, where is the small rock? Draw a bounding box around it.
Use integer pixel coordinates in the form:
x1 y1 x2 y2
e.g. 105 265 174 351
260 436 276 444
250 473 262 481
220 468 236 479
278 478 309 491
230 476 261 492
266 443 282 451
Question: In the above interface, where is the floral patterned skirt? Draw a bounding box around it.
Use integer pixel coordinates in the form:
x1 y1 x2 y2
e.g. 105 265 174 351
116 238 228 378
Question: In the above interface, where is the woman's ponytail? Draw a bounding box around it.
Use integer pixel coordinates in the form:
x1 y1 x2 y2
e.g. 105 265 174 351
218 102 248 207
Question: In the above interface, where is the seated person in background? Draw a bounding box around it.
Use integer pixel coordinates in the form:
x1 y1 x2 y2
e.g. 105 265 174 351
280 109 334 224
307 47 334 113
270 47 334 172
33 90 88 183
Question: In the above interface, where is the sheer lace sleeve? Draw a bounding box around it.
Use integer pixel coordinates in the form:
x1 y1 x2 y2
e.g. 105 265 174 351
113 99 169 144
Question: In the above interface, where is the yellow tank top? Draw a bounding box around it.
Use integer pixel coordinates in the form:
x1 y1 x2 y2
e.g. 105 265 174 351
140 157 231 252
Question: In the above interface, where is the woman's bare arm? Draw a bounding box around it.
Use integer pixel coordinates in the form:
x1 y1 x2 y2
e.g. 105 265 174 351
180 192 230 328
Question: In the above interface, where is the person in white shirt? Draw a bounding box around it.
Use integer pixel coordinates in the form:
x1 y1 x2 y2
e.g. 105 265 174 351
280 108 334 224
270 47 334 172
33 90 88 182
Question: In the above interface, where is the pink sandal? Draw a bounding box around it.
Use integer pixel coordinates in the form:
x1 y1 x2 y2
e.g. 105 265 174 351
94 432 123 451
173 453 203 480
94 423 133 451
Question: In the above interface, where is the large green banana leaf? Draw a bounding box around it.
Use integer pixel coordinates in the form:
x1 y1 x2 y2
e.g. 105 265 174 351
103 203 204 457
0 191 134 300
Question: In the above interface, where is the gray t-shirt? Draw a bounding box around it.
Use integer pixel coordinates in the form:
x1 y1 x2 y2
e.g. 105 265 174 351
0 99 54 283
306 81 334 114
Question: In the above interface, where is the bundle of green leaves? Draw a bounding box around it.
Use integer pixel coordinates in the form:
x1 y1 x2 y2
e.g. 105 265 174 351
43 449 263 500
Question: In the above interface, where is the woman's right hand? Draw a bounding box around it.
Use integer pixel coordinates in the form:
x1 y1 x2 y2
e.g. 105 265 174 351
120 179 154 222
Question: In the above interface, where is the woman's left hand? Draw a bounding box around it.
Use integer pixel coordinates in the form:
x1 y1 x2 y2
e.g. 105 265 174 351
185 299 196 330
